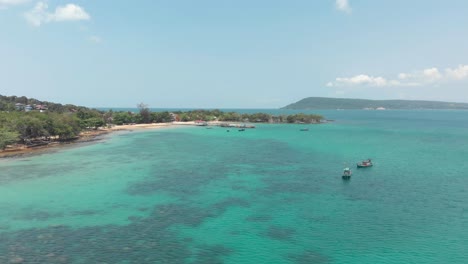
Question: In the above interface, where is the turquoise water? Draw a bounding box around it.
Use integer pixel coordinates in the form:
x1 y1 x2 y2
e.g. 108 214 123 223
1 110 467 263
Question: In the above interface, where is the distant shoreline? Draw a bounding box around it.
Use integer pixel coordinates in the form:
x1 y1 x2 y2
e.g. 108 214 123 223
283 97 468 110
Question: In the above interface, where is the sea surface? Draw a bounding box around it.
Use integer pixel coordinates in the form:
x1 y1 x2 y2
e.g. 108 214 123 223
1 110 467 263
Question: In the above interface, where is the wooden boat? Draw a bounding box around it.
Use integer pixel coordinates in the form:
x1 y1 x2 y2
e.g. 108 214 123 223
357 159 373 168
195 120 208 126
300 128 309 131
342 167 352 179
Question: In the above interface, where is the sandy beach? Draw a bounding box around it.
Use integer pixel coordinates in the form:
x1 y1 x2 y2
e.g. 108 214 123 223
108 122 175 131
0 121 246 158
0 122 179 159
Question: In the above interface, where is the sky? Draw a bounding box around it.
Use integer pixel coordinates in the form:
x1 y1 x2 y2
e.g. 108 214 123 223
1 0 468 108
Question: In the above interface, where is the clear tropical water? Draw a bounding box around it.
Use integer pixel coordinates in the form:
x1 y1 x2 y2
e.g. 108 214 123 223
1 110 467 263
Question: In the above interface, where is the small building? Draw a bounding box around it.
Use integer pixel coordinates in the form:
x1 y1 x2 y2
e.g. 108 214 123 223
25 105 33 112
15 103 25 110
35 104 48 111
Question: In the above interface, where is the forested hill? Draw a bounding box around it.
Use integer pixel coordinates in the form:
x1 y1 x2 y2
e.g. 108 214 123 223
282 97 468 110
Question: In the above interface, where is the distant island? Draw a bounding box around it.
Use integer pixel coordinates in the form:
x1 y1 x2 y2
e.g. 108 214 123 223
282 97 468 110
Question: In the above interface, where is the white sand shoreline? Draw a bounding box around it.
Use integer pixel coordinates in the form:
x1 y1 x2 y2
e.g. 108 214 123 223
0 121 226 158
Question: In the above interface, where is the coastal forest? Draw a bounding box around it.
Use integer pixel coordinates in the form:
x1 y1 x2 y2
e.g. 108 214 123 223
0 95 323 149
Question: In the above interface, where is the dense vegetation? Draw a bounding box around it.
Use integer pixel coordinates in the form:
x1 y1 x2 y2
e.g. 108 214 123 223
171 110 323 124
0 95 111 149
283 97 468 110
0 95 323 150
0 95 93 113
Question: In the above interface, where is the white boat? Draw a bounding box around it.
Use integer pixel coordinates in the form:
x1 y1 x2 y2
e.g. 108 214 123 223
357 159 373 168
342 167 352 179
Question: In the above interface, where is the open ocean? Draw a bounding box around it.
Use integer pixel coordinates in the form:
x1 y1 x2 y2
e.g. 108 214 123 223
1 110 467 263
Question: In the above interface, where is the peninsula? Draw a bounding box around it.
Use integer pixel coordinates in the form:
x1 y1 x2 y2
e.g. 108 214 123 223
283 97 468 110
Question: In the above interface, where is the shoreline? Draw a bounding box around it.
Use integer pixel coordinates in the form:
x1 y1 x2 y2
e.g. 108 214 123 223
0 121 245 159
0 122 177 159
0 120 319 159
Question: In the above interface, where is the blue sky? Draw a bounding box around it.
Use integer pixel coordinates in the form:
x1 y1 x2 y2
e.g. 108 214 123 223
1 0 468 108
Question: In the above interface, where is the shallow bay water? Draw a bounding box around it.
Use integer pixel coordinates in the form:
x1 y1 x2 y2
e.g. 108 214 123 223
0 110 467 263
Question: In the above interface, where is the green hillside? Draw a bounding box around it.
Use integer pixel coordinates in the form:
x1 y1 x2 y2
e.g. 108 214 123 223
282 97 468 110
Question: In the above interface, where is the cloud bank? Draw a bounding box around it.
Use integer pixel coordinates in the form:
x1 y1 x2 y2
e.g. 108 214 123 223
24 1 90 26
327 65 468 88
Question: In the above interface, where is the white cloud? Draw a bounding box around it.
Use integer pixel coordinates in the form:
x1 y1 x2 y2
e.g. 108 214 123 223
24 1 48 26
54 4 90 21
0 0 29 9
398 73 410 80
388 80 402 86
423 67 442 81
24 1 90 27
396 67 440 85
335 0 351 13
327 64 468 88
335 74 387 86
445 65 468 80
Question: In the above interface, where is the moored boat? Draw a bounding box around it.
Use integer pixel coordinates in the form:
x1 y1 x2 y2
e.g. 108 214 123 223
342 167 352 179
357 159 373 168
195 120 208 126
